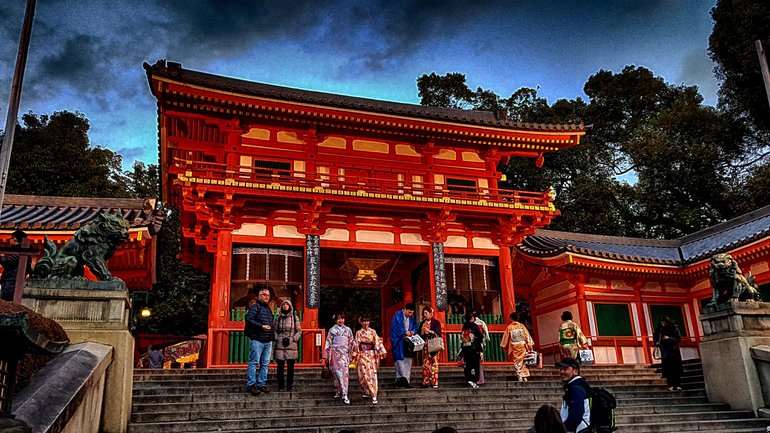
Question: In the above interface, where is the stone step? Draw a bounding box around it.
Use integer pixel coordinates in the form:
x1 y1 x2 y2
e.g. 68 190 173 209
130 401 731 423
131 384 705 401
127 412 766 433
131 389 709 409
130 360 766 433
131 378 674 393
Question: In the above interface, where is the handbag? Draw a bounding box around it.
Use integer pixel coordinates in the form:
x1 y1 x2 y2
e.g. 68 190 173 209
652 346 661 360
426 336 444 353
524 350 539 366
320 365 332 380
578 349 594 365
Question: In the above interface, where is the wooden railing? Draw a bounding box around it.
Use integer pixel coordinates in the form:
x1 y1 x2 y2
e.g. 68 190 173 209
172 157 551 208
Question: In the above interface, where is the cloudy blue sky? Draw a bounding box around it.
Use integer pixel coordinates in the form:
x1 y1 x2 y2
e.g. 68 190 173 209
0 0 718 168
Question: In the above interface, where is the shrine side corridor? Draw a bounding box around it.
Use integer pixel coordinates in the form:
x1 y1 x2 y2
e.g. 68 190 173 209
129 360 769 433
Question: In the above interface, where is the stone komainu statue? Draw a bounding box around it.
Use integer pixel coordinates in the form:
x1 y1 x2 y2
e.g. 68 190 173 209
32 213 130 280
707 253 762 309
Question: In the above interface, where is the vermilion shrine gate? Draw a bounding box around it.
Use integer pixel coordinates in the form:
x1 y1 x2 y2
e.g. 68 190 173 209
145 60 586 367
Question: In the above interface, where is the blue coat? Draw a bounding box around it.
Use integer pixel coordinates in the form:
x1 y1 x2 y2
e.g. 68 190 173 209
389 309 418 361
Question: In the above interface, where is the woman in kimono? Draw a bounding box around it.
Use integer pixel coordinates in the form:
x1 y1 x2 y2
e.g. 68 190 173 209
354 316 387 404
500 311 534 381
558 311 588 360
321 311 355 404
419 306 443 388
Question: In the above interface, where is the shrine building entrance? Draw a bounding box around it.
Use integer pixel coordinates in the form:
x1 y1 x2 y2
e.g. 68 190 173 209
317 249 429 343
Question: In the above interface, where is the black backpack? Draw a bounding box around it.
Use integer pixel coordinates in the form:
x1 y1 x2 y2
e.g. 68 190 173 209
584 385 617 432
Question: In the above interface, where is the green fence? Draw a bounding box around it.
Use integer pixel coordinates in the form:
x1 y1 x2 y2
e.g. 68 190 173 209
228 309 305 364
227 331 305 364
445 332 506 362
446 313 504 325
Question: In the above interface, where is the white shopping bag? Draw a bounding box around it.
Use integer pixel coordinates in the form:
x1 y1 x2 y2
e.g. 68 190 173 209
578 349 594 365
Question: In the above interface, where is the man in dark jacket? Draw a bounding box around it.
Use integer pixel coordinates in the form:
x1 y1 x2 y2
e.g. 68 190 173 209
557 357 590 432
245 287 274 395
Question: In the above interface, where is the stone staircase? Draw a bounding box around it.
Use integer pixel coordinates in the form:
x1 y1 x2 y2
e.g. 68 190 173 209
129 359 769 433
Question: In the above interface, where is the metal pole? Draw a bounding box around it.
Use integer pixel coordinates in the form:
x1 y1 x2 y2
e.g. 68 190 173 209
757 40 770 110
0 0 36 220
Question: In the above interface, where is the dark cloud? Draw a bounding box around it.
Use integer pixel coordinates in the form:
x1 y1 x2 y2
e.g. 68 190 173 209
116 146 145 161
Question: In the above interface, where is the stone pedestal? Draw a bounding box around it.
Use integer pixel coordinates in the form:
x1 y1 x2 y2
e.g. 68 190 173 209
21 279 133 433
700 300 770 413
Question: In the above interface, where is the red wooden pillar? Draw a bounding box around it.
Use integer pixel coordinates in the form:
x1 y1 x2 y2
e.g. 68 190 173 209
499 246 516 318
632 281 652 364
573 277 591 339
207 229 232 367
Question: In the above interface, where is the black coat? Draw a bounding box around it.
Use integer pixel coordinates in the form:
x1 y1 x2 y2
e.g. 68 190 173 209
245 301 274 342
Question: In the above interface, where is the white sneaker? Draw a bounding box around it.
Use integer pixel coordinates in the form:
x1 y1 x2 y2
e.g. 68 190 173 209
372 397 378 404
342 395 350 405
468 381 477 388
334 393 340 398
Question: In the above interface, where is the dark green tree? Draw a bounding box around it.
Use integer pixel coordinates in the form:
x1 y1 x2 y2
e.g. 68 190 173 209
126 161 160 199
3 111 130 198
416 67 754 238
135 207 210 336
709 0 770 133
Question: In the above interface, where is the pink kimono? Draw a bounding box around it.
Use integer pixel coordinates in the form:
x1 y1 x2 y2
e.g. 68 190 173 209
324 324 355 397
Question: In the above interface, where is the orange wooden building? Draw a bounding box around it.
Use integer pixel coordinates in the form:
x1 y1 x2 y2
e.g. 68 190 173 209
145 60 770 368
515 207 770 365
144 60 586 367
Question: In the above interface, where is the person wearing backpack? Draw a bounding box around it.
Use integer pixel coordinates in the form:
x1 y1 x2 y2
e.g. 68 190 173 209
556 357 590 433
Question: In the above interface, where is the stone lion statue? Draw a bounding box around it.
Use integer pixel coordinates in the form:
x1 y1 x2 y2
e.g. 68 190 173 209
705 253 762 311
33 213 130 280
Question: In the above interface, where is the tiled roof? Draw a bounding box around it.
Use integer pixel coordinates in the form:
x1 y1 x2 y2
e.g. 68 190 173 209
518 204 770 265
144 60 585 133
0 195 163 233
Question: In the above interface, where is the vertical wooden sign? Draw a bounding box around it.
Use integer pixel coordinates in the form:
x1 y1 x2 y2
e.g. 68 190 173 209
432 242 448 311
305 234 320 308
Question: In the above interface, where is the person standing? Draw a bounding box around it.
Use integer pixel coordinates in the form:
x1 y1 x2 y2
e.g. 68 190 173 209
556 357 591 433
501 311 534 381
653 316 683 391
147 345 164 369
559 311 588 361
322 312 355 404
460 312 484 388
244 287 274 395
419 306 443 388
389 303 418 388
273 300 302 392
472 310 490 385
354 316 387 404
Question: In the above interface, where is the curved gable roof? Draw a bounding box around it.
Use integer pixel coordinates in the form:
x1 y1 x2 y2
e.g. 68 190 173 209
518 204 770 266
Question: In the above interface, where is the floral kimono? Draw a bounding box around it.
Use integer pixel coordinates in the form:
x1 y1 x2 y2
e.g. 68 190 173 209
324 324 355 397
354 327 387 400
420 318 442 387
500 320 534 379
559 319 588 359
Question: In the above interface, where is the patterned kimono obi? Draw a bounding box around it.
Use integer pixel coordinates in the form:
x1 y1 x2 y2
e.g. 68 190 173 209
559 320 587 359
